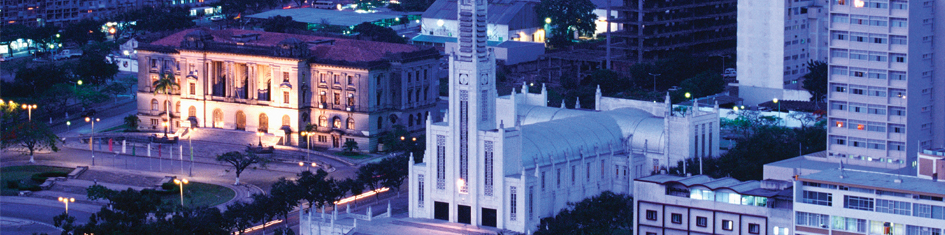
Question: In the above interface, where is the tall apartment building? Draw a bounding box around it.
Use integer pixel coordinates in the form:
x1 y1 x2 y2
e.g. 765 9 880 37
825 0 943 170
611 0 737 63
634 174 794 235
793 168 945 235
737 0 830 106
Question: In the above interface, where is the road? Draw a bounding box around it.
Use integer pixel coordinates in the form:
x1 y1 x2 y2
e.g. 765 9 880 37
1 202 93 235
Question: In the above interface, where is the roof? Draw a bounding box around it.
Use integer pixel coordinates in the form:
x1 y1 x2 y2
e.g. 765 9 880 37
518 106 665 166
765 154 899 174
246 8 400 27
637 174 790 198
799 168 945 197
411 34 542 48
422 0 540 30
144 28 431 65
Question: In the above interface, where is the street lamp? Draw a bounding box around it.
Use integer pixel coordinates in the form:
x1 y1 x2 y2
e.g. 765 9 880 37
300 131 311 163
174 178 188 207
162 121 169 137
86 117 100 166
299 161 317 171
648 73 661 92
21 104 37 122
58 197 75 214
256 132 263 147
773 98 781 125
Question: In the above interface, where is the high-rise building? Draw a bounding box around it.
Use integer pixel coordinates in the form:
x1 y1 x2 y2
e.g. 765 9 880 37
611 0 737 63
825 0 942 170
737 0 830 106
407 0 721 232
1 0 214 27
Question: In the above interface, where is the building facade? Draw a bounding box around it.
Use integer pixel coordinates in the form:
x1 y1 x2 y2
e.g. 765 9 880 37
634 175 794 235
407 0 720 232
825 0 943 170
737 0 830 106
793 168 945 235
610 0 737 63
136 28 440 151
1 0 214 27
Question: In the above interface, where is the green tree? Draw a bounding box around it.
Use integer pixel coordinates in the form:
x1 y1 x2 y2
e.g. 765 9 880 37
27 25 60 54
679 70 726 99
2 121 60 163
536 0 597 48
223 200 258 234
60 18 106 45
535 191 633 235
124 114 140 130
342 139 359 154
268 177 300 229
152 73 179 135
380 154 409 194
353 22 406 44
355 162 384 201
216 151 270 185
74 42 119 86
802 60 828 103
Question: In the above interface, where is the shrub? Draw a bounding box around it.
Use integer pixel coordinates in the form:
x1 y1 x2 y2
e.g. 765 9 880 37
31 171 69 183
21 184 42 191
161 182 177 191
5 180 19 189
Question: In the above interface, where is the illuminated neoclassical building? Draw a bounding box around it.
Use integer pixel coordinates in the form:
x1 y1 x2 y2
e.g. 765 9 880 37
136 28 440 151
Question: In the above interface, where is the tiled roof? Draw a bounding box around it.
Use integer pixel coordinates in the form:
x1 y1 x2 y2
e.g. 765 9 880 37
145 28 429 64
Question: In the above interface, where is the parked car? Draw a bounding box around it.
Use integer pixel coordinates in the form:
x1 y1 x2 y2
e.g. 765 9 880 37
53 49 82 60
209 15 224 21
314 0 336 9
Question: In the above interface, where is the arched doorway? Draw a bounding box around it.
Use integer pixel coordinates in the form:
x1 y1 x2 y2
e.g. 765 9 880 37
188 106 196 118
235 111 246 130
212 109 223 128
259 113 269 133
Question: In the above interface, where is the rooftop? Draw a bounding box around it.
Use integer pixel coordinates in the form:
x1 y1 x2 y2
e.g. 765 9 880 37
636 174 792 198
246 8 401 27
144 28 433 65
765 154 900 173
799 168 945 197
411 35 543 48
422 0 539 30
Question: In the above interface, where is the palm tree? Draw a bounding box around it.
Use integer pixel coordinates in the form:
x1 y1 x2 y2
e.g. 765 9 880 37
153 73 179 136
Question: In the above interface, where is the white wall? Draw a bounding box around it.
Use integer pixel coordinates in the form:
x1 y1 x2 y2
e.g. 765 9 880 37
737 0 785 89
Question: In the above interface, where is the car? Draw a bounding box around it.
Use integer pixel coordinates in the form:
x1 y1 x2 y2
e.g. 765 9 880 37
209 15 224 21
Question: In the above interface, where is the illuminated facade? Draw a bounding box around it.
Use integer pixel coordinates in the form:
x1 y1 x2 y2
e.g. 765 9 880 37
136 28 440 151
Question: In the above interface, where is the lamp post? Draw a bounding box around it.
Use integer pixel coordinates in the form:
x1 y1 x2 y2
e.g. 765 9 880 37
162 121 169 137
649 73 661 92
86 117 100 166
174 178 188 207
773 98 781 125
256 132 263 147
58 197 75 214
301 131 311 163
299 161 317 172
22 103 38 163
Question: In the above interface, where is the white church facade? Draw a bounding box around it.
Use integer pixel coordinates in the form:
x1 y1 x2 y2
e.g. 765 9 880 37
406 0 721 232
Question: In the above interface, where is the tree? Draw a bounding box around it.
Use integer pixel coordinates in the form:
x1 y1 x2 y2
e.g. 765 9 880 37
342 139 359 154
152 73 179 135
353 22 406 44
26 25 60 54
535 191 633 235
223 201 258 234
380 154 409 194
131 6 195 33
679 70 726 99
39 84 74 115
268 177 300 229
802 60 828 103
124 114 140 130
101 81 128 102
398 0 435 12
2 122 61 163
74 41 119 86
262 16 307 33
60 18 106 45
355 163 384 200
216 151 269 185
536 0 598 48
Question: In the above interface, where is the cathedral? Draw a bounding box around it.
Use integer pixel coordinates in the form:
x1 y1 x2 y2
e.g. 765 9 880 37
406 0 721 232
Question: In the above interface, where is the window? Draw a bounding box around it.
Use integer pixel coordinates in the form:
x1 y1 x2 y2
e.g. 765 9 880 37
876 199 911 215
749 223 761 234
696 216 708 227
436 135 445 189
151 99 159 111
850 50 868 60
556 168 561 188
868 105 886 115
484 141 493 196
333 74 339 84
646 210 657 220
571 165 576 185
671 213 682 224
869 16 888 26
891 35 907 45
797 212 830 227
891 18 908 27
586 163 591 182
418 175 424 207
510 186 517 221
347 94 355 106
347 75 353 85
282 71 289 83
892 54 906 63
832 49 849 58
333 93 340 105
832 31 848 41
283 91 290 104
346 118 354 129
319 73 326 83
851 87 865 95
832 136 846 145
831 216 867 232
722 220 734 231
802 190 833 206
844 195 875 211
541 171 546 190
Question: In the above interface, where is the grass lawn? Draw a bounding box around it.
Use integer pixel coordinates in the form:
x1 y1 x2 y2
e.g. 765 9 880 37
161 182 235 208
1 165 74 196
333 151 371 159
101 124 131 133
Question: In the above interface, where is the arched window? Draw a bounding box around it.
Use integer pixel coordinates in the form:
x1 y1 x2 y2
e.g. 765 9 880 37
389 114 398 124
319 115 328 127
302 113 310 123
377 116 383 129
408 114 414 127
151 99 159 111
235 111 246 130
417 112 423 126
347 118 355 129
212 109 223 128
188 106 196 118
332 117 342 129
282 115 291 127
175 101 181 113
259 113 269 133
164 101 170 112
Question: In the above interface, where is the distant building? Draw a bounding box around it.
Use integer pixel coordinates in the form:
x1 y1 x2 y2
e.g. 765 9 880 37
609 0 736 63
135 28 440 151
737 0 829 106
793 168 945 235
917 148 945 180
634 174 794 235
407 0 720 232
0 0 216 27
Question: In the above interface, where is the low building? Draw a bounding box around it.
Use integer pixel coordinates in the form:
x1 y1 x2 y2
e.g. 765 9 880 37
633 174 794 235
918 148 945 180
793 168 945 235
135 28 440 151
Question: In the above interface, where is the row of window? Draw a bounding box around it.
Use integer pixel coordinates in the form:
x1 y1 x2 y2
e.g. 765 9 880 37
643 211 759 233
538 159 610 191
830 134 905 151
831 83 907 98
800 187 945 220
832 31 908 45
830 101 906 117
831 14 907 28
831 66 907 80
834 0 909 10
831 49 907 63
681 188 769 207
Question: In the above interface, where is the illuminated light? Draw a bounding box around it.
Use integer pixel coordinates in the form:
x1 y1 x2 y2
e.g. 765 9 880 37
836 121 844 128
108 27 116 34
436 19 444 27
854 0 865 7
334 187 390 205
857 124 864 130
240 219 283 233
545 17 551 24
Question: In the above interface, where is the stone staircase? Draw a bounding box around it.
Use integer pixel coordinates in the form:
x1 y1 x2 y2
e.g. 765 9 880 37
185 128 282 147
